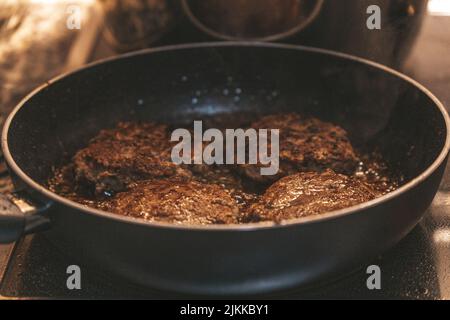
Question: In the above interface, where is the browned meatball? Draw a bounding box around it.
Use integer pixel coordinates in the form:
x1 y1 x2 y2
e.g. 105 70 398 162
240 113 359 183
73 122 191 196
103 179 240 225
244 169 379 223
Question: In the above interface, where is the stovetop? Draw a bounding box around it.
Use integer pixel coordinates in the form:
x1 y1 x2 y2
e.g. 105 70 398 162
1 15 450 300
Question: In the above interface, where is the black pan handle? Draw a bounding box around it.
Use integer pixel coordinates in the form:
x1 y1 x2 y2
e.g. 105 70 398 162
0 192 52 243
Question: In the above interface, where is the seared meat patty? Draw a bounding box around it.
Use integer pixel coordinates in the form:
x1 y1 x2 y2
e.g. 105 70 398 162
102 179 240 225
73 122 191 196
245 169 379 223
48 113 398 225
241 113 359 183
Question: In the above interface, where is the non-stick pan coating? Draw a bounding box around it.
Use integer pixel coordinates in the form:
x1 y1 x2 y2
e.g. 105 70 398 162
3 43 449 295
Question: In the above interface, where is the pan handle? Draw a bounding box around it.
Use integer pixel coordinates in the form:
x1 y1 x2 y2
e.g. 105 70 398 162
0 192 52 243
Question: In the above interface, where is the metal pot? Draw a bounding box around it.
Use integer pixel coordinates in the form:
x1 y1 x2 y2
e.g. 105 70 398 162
179 0 428 67
100 1 428 67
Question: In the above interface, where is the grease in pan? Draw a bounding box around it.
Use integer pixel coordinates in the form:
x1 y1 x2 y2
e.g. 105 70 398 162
48 112 401 225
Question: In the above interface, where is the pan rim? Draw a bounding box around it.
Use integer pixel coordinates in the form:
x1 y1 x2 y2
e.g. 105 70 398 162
2 41 450 232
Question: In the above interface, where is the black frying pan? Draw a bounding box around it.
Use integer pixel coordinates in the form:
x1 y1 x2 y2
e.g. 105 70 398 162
1 43 449 296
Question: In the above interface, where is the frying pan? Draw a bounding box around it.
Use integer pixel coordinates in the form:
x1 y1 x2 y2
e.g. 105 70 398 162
0 43 449 296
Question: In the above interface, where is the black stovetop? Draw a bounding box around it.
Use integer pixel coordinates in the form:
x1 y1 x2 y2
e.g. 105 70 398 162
1 15 449 300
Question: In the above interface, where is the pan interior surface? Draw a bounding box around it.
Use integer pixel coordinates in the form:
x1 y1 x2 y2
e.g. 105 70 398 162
3 43 449 227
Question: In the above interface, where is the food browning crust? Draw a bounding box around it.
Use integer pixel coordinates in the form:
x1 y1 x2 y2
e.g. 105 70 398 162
48 113 399 225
